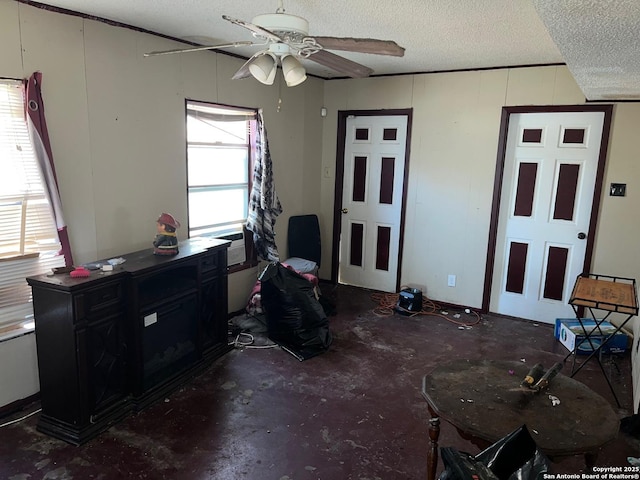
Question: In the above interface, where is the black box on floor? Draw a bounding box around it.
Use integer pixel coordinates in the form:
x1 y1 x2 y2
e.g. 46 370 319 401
396 288 422 314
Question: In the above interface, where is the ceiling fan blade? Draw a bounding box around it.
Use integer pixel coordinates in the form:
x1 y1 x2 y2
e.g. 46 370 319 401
144 41 253 57
231 52 263 80
308 50 373 78
313 37 405 57
232 64 253 80
222 15 283 43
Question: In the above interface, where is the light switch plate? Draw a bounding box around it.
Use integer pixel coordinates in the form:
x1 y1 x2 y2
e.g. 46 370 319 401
610 183 626 196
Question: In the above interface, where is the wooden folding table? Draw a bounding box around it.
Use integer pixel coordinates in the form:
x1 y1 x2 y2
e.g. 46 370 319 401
565 273 638 406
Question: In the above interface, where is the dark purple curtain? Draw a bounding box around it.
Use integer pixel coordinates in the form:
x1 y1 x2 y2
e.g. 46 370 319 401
25 72 74 267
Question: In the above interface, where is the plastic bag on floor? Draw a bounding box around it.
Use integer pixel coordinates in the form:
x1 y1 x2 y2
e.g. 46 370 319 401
440 448 499 480
259 262 332 360
439 425 550 480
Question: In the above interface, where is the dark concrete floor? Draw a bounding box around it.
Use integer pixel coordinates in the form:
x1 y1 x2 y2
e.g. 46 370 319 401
1 283 638 479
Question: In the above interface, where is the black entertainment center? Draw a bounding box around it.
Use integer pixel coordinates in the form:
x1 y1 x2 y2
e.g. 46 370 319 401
26 237 231 445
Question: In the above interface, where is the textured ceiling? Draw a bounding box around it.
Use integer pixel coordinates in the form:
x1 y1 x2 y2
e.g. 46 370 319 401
533 0 640 100
21 0 640 100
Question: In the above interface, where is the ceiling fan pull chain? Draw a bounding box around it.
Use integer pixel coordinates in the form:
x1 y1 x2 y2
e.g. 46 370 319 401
277 78 283 112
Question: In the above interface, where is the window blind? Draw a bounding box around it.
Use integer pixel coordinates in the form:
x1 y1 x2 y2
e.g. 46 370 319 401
0 79 64 334
186 101 256 238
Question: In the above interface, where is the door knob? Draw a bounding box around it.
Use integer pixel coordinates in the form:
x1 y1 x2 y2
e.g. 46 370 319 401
577 232 586 240
341 208 348 214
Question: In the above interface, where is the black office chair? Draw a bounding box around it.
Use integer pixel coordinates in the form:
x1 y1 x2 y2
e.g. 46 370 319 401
283 214 321 276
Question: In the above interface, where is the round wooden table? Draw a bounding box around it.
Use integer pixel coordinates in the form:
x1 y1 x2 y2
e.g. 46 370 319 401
422 359 619 480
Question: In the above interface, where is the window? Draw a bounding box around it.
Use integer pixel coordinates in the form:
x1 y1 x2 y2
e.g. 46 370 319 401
185 101 256 239
0 79 64 338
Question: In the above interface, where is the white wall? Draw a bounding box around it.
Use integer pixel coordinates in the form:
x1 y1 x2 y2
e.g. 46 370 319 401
0 334 40 409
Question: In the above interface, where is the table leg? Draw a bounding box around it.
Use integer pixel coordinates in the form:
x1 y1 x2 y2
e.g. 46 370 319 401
585 451 597 471
427 416 440 480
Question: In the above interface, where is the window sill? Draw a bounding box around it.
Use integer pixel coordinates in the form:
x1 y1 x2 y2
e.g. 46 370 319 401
0 322 35 344
228 259 259 274
0 252 39 262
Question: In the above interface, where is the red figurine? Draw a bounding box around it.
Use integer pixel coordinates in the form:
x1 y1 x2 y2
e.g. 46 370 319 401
153 213 180 255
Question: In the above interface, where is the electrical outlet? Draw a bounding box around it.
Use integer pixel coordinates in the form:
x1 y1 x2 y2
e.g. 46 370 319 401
447 275 456 287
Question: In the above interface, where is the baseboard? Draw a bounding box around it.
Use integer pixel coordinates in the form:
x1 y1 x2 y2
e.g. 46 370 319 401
0 393 40 421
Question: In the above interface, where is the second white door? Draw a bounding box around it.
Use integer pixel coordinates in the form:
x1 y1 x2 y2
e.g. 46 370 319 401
339 114 408 292
490 110 606 322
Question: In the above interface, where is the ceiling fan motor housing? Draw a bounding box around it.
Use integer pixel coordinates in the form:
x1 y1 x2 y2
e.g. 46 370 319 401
252 13 309 36
268 43 292 56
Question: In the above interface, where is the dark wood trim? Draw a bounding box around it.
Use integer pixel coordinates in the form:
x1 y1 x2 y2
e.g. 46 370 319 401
331 115 347 284
482 104 614 314
0 393 40 421
482 108 511 312
15 1 328 80
586 105 614 272
587 99 640 104
325 63 568 81
397 111 414 293
18 0 209 51
331 109 413 293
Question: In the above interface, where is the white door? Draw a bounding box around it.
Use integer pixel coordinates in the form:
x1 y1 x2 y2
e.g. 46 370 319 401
338 115 408 292
490 111 606 323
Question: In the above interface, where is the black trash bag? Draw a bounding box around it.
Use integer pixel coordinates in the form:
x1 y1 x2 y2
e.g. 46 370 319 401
621 414 640 437
475 425 550 480
259 262 332 360
440 448 499 480
439 425 550 480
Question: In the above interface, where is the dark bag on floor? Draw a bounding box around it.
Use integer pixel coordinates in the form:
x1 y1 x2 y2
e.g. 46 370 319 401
440 448 499 480
259 262 332 360
439 425 550 480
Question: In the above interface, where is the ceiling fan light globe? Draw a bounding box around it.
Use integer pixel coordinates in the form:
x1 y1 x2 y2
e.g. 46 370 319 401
249 53 277 85
282 54 307 87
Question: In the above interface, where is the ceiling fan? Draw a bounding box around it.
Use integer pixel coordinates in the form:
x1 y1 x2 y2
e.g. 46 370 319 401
144 1 405 86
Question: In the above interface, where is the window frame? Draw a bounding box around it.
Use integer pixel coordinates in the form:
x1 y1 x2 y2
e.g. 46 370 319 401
0 77 64 339
185 100 258 271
